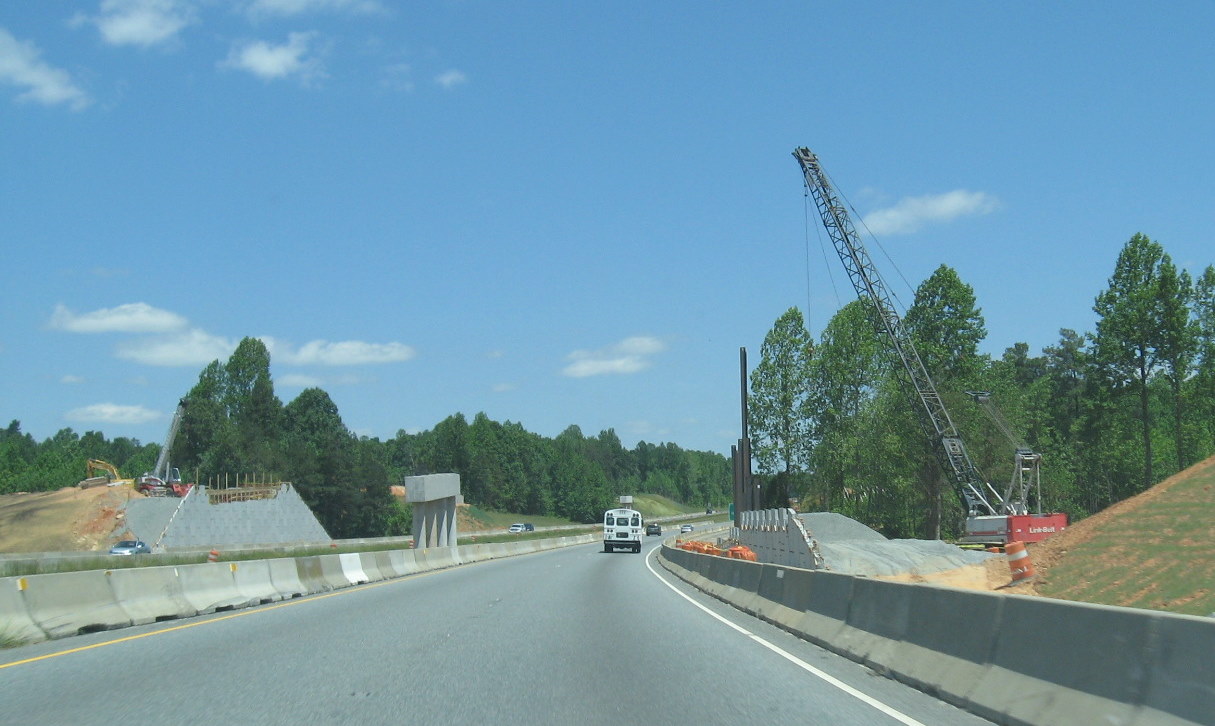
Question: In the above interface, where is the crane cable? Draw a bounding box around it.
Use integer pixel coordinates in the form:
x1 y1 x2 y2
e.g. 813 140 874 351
818 165 920 321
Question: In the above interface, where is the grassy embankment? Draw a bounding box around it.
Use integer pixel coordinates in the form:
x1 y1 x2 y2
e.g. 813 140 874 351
1036 456 1215 616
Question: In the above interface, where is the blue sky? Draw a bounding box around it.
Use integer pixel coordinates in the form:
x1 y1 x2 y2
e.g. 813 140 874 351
2 1 1213 456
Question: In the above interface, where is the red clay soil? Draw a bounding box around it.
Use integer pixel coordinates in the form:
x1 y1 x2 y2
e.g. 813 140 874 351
1025 456 1215 591
0 484 143 553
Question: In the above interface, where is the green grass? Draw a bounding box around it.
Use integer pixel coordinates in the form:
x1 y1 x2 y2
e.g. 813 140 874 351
0 623 27 649
630 494 705 518
464 495 706 531
457 527 597 545
463 506 585 530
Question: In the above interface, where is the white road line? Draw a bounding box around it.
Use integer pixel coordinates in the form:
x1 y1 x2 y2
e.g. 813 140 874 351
645 547 928 726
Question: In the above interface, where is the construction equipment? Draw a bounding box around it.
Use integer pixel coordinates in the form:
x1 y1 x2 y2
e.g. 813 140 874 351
135 399 194 497
79 459 133 488
964 391 1066 543
791 147 1066 544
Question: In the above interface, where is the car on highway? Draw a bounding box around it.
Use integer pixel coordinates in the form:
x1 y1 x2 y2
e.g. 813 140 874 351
646 523 662 536
109 540 151 555
508 523 526 533
680 524 694 534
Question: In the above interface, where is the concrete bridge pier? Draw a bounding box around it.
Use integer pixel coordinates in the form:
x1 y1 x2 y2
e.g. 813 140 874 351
405 473 461 549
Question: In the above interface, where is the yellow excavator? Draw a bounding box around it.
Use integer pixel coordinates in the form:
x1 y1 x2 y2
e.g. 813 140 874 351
78 459 133 489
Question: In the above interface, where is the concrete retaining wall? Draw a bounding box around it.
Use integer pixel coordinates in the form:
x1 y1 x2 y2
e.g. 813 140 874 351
735 507 823 569
658 544 1215 726
0 533 597 646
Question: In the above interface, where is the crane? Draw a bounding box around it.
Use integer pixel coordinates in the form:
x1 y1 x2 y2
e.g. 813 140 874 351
791 147 1066 544
966 390 1043 517
135 399 193 497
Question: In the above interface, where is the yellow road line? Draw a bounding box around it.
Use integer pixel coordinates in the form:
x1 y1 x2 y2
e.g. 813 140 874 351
0 570 436 671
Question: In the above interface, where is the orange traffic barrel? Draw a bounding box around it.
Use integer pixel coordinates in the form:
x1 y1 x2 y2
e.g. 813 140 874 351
1005 540 1035 584
207 549 219 563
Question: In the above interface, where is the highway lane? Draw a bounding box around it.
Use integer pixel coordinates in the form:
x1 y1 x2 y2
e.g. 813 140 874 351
0 538 993 725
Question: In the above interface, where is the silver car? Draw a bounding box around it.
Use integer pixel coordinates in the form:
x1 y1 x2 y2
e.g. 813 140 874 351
109 540 151 555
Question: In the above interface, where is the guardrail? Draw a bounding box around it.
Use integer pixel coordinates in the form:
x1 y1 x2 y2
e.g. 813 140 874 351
1 534 597 645
657 542 1214 726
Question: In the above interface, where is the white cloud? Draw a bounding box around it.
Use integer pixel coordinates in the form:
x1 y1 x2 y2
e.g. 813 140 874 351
380 62 413 92
562 336 666 378
50 302 188 334
278 373 323 387
265 338 415 366
0 27 90 110
279 372 367 387
221 32 325 83
61 375 85 384
492 382 516 393
434 69 467 89
627 420 670 439
244 0 383 18
78 0 197 48
862 190 999 236
116 329 235 366
66 402 162 425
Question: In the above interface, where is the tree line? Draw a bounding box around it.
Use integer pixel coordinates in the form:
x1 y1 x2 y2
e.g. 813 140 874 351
1 337 731 538
748 233 1215 539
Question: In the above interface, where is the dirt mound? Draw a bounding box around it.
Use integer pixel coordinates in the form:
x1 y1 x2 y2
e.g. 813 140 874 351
1026 455 1215 614
0 485 141 553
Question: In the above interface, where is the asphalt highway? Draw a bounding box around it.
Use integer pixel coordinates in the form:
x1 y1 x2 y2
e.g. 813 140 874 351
0 537 993 725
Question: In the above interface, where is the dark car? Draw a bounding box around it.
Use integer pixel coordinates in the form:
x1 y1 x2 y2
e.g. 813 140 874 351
109 540 151 555
523 523 535 531
646 523 662 536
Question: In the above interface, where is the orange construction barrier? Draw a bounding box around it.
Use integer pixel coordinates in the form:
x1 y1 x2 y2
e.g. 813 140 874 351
727 546 757 562
207 549 219 563
1005 540 1036 584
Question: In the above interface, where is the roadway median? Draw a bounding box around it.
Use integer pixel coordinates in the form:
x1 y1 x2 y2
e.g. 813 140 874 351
1 532 598 646
656 542 1214 726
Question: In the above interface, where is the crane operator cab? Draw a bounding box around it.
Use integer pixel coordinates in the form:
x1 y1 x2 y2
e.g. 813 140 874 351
603 508 643 553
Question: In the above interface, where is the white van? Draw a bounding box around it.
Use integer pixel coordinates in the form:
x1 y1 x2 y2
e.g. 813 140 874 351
603 508 643 553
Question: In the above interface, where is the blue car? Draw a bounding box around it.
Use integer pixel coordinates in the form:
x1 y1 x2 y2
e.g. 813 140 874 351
109 540 151 555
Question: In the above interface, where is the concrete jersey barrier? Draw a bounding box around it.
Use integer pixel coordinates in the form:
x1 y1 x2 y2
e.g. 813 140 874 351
266 558 306 599
1 578 47 643
177 563 255 614
20 570 132 639
232 560 282 605
657 543 1215 726
108 566 197 625
0 533 597 646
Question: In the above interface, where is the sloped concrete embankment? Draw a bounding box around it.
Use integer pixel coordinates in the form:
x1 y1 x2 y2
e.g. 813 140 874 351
658 544 1214 726
0 534 596 645
123 484 330 549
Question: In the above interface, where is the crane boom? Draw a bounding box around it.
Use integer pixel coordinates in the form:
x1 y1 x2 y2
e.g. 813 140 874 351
153 399 186 481
791 147 999 518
